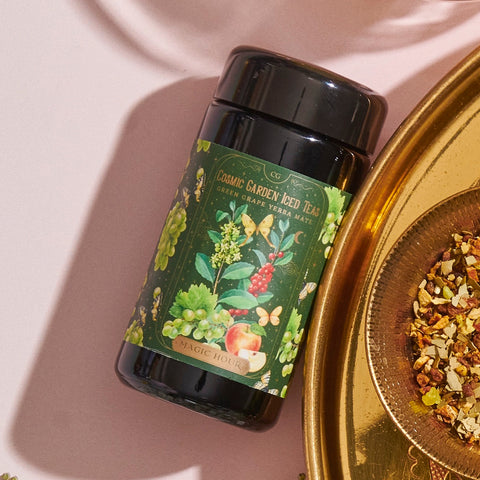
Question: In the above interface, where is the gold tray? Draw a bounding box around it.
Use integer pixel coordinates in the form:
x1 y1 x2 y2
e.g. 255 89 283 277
303 45 480 479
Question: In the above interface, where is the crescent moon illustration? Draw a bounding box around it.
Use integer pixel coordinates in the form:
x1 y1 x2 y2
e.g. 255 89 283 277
294 231 304 244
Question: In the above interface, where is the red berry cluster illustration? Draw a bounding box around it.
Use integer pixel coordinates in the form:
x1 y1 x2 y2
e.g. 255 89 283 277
268 251 284 261
248 262 275 297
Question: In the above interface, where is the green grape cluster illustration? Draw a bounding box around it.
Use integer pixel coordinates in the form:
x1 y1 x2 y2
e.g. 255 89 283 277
151 286 162 321
123 319 144 346
321 211 338 243
154 201 187 271
1 474 19 480
277 308 304 378
319 186 348 259
165 283 234 343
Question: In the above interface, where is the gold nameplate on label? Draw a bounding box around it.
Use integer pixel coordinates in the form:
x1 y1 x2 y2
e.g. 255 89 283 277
172 337 250 376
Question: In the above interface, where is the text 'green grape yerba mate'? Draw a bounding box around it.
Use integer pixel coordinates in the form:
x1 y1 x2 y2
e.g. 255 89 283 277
115 46 387 430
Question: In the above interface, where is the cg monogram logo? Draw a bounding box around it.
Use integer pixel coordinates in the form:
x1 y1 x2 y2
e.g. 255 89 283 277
269 170 282 180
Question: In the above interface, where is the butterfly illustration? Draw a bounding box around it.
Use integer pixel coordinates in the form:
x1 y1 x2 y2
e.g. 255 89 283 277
298 282 317 303
256 306 282 326
240 213 274 247
253 371 279 395
194 171 205 202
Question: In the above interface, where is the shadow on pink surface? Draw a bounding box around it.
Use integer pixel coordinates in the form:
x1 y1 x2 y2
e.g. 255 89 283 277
10 42 480 480
10 77 308 480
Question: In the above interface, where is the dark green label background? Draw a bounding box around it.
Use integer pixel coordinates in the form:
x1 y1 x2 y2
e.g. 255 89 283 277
123 139 351 397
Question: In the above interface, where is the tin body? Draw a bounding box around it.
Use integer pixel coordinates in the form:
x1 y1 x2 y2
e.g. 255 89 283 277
115 47 386 430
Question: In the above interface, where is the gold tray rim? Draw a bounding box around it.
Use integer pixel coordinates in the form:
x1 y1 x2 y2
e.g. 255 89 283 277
303 44 480 479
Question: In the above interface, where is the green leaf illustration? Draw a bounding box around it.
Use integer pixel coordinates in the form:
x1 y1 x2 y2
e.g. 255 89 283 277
207 230 222 243
221 262 255 280
170 283 218 316
250 323 267 336
274 251 294 265
169 303 183 319
219 289 258 309
256 292 274 304
280 233 295 251
237 278 250 290
253 249 267 266
233 203 248 224
285 308 302 335
270 230 280 249
325 186 346 219
279 219 289 233
216 210 230 222
195 253 215 283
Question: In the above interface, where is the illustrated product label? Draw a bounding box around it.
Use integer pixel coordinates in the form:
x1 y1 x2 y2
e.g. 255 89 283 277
123 139 351 397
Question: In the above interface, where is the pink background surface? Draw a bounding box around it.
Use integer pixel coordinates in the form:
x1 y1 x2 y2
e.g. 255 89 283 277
2 2 480 479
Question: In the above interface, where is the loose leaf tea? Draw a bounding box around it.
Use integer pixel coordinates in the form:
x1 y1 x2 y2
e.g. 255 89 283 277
410 231 480 443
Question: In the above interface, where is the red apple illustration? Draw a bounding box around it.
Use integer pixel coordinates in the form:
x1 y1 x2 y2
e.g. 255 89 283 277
225 323 262 356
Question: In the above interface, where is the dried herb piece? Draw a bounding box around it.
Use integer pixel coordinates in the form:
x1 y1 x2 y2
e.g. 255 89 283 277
409 231 480 444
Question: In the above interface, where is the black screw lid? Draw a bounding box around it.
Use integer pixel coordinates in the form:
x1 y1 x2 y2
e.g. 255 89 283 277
214 46 387 155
